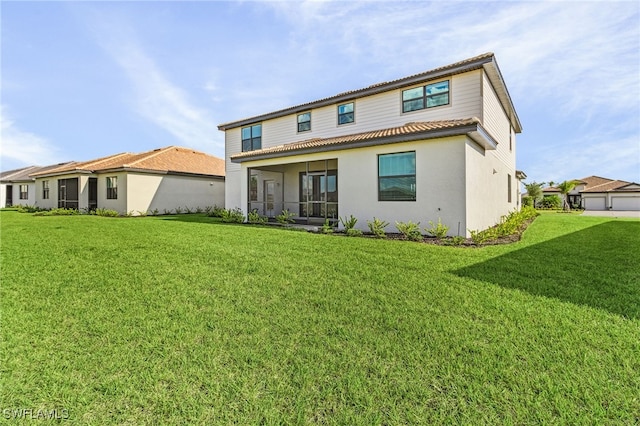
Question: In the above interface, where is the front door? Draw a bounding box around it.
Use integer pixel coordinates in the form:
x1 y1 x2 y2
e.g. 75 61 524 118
6 185 13 207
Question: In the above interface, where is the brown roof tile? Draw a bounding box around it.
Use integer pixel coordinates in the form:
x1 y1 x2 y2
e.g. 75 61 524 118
31 146 224 177
231 118 482 162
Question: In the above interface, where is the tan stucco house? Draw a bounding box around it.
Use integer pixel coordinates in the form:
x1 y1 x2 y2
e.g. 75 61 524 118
218 53 523 237
1 163 72 208
29 146 225 215
544 176 640 211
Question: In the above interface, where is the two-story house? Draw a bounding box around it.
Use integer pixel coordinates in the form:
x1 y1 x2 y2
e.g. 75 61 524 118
218 53 523 236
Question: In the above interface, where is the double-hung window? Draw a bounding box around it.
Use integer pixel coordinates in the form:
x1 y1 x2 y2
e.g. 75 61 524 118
337 102 354 125
242 124 262 152
42 180 50 199
297 112 311 132
106 176 118 200
19 185 28 200
402 80 449 113
378 152 416 201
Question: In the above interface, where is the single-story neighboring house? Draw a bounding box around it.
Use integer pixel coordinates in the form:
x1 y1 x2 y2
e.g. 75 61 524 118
543 176 640 210
29 146 225 215
1 163 73 208
218 53 524 237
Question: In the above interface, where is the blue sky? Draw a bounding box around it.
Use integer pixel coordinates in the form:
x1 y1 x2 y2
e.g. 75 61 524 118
2 1 639 184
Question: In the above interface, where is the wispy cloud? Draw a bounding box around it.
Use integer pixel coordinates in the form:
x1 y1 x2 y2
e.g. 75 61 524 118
0 106 62 168
82 10 222 154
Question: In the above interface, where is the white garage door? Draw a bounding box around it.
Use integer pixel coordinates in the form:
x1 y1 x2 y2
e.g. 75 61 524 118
611 196 640 211
584 197 606 210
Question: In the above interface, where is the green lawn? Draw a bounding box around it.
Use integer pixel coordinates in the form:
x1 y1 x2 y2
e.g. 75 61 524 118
1 210 639 424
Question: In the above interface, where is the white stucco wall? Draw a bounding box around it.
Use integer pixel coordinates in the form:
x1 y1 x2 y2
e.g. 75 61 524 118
112 172 224 215
237 136 469 236
6 181 37 206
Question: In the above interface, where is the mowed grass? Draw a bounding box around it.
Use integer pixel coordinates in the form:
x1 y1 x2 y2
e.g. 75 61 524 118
0 211 639 424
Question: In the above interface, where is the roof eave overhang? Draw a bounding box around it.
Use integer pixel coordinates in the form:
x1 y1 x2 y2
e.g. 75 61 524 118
231 123 496 163
31 169 94 179
97 166 225 179
218 55 495 131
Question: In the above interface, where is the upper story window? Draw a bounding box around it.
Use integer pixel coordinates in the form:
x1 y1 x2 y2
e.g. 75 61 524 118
402 80 449 113
337 102 354 125
297 112 311 132
42 180 50 199
19 185 28 200
106 176 118 200
242 124 262 152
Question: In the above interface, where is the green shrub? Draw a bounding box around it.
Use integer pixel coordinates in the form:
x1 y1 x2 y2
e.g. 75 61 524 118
425 218 449 239
95 208 119 217
16 205 45 213
174 206 183 215
207 206 226 218
184 206 193 214
34 208 80 216
396 221 423 241
445 236 466 246
367 217 388 238
522 196 533 207
276 209 295 224
149 208 160 216
247 209 268 224
339 215 358 231
221 208 245 223
468 206 539 245
345 228 363 237
541 195 561 209
321 219 334 234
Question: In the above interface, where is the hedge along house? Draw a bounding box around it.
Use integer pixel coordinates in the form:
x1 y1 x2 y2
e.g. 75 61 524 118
0 163 73 208
218 53 523 236
30 146 225 215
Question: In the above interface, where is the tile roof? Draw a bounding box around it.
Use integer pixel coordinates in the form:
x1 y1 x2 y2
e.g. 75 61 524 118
31 146 225 177
231 118 487 162
543 176 638 193
218 52 522 133
0 163 74 182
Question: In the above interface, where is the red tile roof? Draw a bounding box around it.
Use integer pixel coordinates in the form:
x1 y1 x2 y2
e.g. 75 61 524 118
31 146 225 177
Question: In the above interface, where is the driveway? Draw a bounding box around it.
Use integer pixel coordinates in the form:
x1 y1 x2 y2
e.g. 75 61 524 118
581 210 640 218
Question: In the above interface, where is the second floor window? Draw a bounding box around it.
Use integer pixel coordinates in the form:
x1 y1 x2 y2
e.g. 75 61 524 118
19 185 28 200
106 176 118 199
42 180 50 199
338 103 354 125
242 124 262 152
297 112 311 132
402 80 449 113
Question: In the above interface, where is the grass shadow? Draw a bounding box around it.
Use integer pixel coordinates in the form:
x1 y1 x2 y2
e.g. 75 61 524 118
455 221 640 319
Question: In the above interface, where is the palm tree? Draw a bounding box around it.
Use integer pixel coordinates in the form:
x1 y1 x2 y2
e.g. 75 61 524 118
556 180 580 211
524 181 545 208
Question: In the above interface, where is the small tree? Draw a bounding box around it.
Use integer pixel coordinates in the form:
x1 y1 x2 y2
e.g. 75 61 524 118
523 181 545 208
556 180 581 211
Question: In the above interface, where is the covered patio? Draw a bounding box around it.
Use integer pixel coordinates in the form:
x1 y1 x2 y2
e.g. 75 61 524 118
247 159 338 225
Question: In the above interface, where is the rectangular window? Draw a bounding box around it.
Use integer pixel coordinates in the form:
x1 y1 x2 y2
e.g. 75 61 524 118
378 152 416 201
402 80 449 113
337 102 354 125
297 112 311 132
42 180 50 199
508 174 512 203
106 176 118 200
242 124 262 152
19 185 28 200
